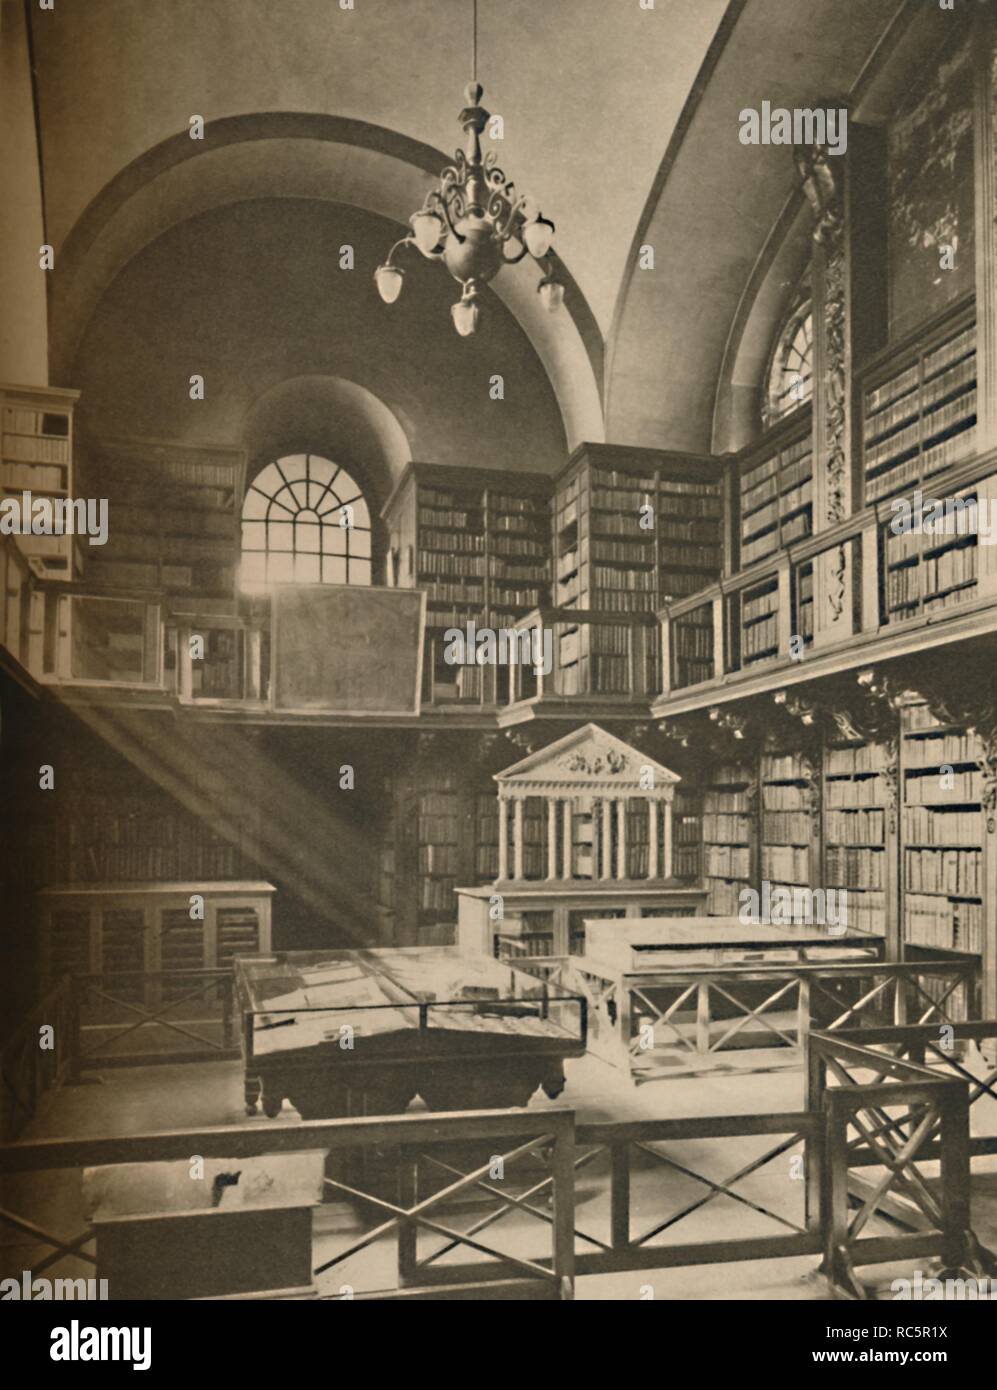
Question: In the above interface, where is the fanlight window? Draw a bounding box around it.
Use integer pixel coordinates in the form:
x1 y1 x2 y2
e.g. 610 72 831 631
764 303 813 425
240 455 372 587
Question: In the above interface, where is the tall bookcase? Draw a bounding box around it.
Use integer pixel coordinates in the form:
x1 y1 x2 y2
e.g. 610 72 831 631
736 423 813 568
702 763 755 915
759 753 815 899
552 444 724 613
879 481 980 626
381 462 552 704
861 303 976 505
0 384 80 577
822 738 889 936
80 438 242 595
901 705 983 954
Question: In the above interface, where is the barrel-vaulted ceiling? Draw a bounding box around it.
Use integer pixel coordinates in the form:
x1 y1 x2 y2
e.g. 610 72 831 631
28 0 905 456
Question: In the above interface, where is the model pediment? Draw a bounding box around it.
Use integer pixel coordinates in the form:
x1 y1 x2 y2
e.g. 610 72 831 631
495 724 681 792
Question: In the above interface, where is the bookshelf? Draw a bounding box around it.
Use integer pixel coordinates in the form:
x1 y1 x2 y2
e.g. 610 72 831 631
737 427 813 568
737 575 780 667
822 738 889 937
901 704 983 955
702 763 755 915
552 444 724 615
671 601 715 688
81 438 241 596
759 753 814 899
382 462 552 704
672 785 702 882
0 384 80 577
861 308 976 505
879 484 979 625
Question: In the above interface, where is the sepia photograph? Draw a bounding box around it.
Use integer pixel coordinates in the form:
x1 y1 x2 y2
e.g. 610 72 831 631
1 0 995 1360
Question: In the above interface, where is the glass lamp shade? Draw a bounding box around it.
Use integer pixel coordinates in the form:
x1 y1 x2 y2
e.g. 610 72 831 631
411 211 445 256
451 295 480 336
523 216 554 259
538 278 565 312
374 264 405 304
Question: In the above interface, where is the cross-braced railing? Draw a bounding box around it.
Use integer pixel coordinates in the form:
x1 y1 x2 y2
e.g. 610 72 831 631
72 969 237 1067
0 1109 577 1301
808 1028 993 1299
0 977 78 1143
554 958 977 1079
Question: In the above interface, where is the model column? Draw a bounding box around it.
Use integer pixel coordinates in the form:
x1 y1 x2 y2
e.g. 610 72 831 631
547 796 558 879
616 798 627 879
513 796 525 880
498 793 509 880
648 798 659 880
561 798 573 879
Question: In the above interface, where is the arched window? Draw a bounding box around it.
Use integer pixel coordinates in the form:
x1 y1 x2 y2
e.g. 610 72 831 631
763 300 813 427
240 455 372 587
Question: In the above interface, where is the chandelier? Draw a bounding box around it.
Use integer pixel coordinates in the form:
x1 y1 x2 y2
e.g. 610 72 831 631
374 0 563 336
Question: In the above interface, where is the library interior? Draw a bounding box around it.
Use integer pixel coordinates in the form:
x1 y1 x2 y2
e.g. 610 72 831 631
3 0 997 1304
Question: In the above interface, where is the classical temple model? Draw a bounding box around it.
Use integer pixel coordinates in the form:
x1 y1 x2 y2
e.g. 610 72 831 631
457 725 704 958
493 723 680 882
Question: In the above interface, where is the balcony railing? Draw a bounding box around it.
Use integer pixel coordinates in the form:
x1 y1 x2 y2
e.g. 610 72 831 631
502 606 661 711
659 443 997 706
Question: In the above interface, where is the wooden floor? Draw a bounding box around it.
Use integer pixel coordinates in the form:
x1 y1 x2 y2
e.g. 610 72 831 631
5 1049 997 1300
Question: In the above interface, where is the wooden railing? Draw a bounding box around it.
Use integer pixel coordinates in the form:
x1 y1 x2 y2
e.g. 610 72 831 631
808 1027 994 1296
4 1031 994 1299
658 443 997 709
0 978 78 1143
547 955 977 1080
503 606 661 709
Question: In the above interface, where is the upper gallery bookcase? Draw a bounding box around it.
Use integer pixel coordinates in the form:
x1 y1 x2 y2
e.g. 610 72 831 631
381 462 552 705
552 444 725 615
0 384 80 579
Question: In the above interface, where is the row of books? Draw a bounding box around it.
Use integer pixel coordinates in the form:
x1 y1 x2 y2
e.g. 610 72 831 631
2 461 69 491
906 894 982 953
417 814 460 842
418 844 460 874
706 879 747 915
492 536 549 557
63 846 240 881
1 433 71 464
825 846 885 889
705 845 751 877
704 785 751 812
826 744 883 774
742 614 779 659
923 543 977 600
762 754 805 781
762 810 811 844
762 783 807 811
744 589 779 625
591 565 657 590
904 806 980 845
420 529 485 553
761 845 809 882
904 730 979 766
417 551 486 576
825 808 885 844
742 531 780 566
702 812 753 843
905 769 981 803
906 847 982 896
673 624 713 658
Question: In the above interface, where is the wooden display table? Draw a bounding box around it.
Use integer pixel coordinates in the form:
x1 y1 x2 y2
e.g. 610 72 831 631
236 947 587 1118
569 916 883 1077
456 881 709 958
